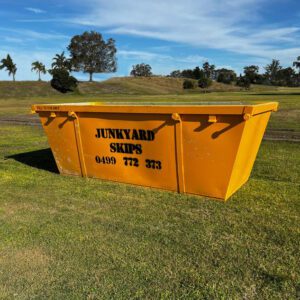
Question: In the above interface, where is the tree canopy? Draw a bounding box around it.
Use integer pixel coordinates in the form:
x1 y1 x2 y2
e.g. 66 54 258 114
51 52 71 71
31 61 47 81
0 54 17 81
216 68 237 84
265 59 282 82
130 63 152 77
202 62 215 79
68 31 117 81
243 65 260 83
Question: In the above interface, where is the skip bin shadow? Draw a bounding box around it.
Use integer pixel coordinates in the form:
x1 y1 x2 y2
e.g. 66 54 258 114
6 148 59 174
211 119 242 139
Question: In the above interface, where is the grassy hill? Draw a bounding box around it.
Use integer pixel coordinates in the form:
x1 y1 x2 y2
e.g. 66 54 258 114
0 77 245 98
78 76 244 95
0 81 61 98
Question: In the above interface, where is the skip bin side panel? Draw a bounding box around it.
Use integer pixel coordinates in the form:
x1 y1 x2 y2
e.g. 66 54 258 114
38 112 82 176
77 112 178 191
181 114 245 199
225 112 271 199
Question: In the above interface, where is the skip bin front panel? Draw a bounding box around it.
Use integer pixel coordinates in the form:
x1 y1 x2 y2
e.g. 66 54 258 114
77 113 178 191
226 111 272 198
38 112 82 176
181 114 245 199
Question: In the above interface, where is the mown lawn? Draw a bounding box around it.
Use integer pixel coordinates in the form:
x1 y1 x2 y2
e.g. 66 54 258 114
0 120 299 298
1 87 300 132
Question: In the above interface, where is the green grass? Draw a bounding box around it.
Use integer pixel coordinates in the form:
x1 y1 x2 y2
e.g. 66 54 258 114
1 80 300 131
0 77 241 99
0 125 299 299
0 80 299 298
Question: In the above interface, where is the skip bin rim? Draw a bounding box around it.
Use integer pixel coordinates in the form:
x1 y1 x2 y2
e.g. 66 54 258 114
32 102 278 116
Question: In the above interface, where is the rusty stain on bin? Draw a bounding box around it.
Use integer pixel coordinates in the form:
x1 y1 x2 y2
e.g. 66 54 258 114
31 102 278 200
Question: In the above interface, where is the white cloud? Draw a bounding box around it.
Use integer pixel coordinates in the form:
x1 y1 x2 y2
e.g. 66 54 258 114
4 37 23 43
119 50 206 64
0 27 69 41
25 7 46 14
67 0 300 65
118 50 209 75
250 27 300 44
118 50 171 61
16 18 57 23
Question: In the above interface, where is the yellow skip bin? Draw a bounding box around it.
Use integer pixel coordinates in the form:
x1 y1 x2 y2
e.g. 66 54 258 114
32 101 278 201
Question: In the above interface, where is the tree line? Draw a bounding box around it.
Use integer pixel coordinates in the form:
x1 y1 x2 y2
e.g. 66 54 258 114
1 30 300 92
166 59 300 89
0 31 117 92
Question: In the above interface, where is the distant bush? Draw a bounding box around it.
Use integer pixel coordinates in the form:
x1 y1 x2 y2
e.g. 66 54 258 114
130 63 152 77
183 79 195 89
216 69 236 84
50 69 78 93
236 76 251 89
198 77 212 88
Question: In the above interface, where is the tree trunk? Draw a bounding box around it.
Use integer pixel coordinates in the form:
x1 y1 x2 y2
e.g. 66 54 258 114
13 73 15 81
38 71 41 81
89 72 93 82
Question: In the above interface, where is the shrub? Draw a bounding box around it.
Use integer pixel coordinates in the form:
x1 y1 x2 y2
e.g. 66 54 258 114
198 77 212 88
50 69 78 93
236 76 251 89
183 79 195 89
216 69 237 84
130 63 152 77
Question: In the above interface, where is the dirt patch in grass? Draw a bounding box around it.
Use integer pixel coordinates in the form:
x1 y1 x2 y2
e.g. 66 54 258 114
0 248 51 298
264 129 300 142
0 114 40 126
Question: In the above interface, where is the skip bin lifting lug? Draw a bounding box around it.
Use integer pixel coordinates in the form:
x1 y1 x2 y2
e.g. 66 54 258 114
171 113 181 122
243 113 252 121
208 115 217 123
68 111 76 119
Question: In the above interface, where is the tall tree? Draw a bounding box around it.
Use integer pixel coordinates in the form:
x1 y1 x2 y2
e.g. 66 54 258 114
216 68 237 84
130 63 152 77
276 67 296 86
169 70 182 78
265 59 282 82
181 69 194 79
68 31 117 82
0 54 17 81
193 66 204 80
243 65 260 83
31 61 47 81
51 52 71 71
202 62 215 79
236 75 251 89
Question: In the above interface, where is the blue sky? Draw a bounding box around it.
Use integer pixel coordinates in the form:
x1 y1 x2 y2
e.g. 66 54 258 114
0 0 299 81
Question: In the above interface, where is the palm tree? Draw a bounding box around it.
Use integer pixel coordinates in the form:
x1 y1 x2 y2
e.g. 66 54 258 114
0 54 17 81
31 61 47 81
265 59 282 82
293 56 300 73
51 52 71 71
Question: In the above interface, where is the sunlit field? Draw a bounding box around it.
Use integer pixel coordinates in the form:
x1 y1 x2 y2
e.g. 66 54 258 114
0 81 299 298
